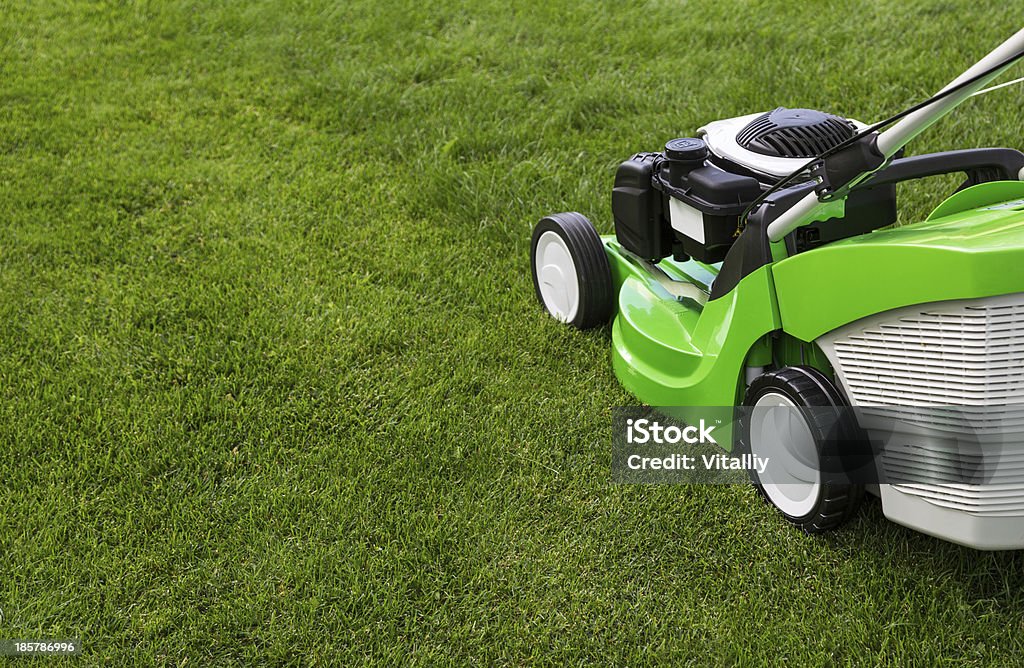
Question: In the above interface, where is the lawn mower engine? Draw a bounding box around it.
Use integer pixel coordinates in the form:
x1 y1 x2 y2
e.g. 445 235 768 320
612 107 879 263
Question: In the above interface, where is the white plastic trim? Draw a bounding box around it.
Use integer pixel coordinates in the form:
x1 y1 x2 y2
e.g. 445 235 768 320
699 113 868 179
668 198 706 244
534 231 579 323
749 391 821 517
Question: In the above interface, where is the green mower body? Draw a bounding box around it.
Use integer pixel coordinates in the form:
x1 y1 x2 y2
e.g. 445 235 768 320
606 179 1024 417
530 29 1024 549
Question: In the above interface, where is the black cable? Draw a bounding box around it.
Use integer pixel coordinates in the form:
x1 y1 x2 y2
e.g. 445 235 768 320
738 47 1024 226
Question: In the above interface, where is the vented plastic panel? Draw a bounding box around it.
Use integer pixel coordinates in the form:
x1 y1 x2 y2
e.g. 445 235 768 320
831 296 1024 409
892 483 1024 516
880 438 1024 516
819 293 1024 518
736 107 856 158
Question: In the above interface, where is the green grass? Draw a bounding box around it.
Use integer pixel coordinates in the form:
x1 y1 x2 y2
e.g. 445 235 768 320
2 0 1024 664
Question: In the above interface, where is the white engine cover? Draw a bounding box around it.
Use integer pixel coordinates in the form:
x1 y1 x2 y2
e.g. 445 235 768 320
698 112 868 179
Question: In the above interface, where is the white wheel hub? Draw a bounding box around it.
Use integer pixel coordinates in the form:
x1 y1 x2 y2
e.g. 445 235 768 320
535 231 579 322
749 392 821 517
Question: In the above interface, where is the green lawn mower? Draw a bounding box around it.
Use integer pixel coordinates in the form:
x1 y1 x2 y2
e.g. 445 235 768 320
530 29 1024 549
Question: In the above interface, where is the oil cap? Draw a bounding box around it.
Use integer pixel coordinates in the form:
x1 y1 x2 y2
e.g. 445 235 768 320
665 137 708 162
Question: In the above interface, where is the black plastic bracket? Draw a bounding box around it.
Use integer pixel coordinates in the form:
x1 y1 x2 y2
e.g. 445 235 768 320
810 134 887 201
709 182 816 300
708 146 1024 301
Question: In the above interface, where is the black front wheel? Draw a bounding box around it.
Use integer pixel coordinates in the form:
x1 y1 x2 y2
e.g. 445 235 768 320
530 212 613 330
738 366 866 534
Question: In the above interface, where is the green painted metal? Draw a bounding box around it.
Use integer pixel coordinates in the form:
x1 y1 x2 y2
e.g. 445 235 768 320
771 199 847 262
604 238 781 418
926 180 1024 220
745 336 773 368
773 183 1024 341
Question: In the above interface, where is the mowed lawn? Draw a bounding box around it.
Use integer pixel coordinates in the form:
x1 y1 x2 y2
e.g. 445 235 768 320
3 1 1024 664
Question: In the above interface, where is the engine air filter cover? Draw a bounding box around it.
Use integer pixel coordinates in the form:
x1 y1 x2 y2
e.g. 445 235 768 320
736 107 857 158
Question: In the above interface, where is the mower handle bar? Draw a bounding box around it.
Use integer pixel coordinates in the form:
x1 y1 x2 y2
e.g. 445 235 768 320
766 27 1024 243
860 147 1024 190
